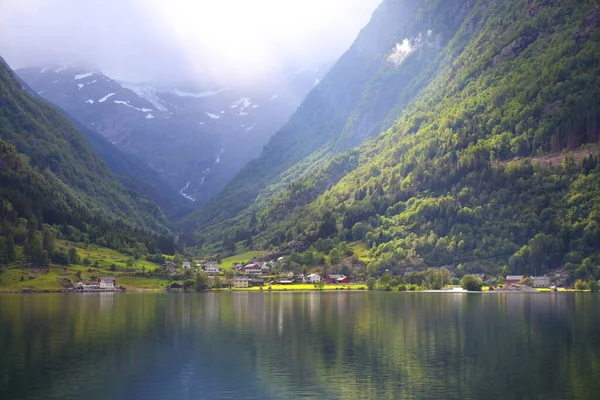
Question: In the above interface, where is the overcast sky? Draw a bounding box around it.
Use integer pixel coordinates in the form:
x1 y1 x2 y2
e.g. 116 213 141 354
0 0 382 85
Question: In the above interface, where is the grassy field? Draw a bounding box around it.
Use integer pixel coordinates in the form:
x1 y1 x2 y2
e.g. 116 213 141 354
349 241 371 263
220 251 264 269
0 241 173 292
59 241 160 271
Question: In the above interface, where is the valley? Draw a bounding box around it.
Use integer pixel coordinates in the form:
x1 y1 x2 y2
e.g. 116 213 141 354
17 64 329 207
1 0 600 293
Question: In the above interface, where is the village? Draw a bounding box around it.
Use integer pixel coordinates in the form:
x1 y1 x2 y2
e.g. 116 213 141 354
66 252 577 293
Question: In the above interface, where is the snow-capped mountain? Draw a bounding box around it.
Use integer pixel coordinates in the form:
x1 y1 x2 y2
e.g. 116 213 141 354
17 65 329 206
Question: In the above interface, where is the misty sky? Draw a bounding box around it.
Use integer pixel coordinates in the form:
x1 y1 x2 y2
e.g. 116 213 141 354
0 0 382 85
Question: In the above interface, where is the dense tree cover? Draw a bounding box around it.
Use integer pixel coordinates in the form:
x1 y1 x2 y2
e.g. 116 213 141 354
0 60 177 265
191 0 600 282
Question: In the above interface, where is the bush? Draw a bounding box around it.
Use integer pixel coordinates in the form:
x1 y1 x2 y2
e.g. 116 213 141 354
574 280 589 291
461 275 483 291
588 279 599 293
366 277 376 290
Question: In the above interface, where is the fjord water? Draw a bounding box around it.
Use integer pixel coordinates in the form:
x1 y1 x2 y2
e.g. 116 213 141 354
1 293 599 400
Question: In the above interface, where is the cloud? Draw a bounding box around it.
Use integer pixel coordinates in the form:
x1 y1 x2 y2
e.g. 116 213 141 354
0 0 382 85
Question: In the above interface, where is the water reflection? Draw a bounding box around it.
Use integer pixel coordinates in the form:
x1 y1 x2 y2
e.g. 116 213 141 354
1 292 599 399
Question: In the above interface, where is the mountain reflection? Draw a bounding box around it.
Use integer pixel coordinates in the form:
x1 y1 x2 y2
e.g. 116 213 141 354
1 292 599 399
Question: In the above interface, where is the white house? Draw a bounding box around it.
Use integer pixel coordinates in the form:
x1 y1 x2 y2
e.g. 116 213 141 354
204 263 220 274
99 277 116 289
242 263 269 275
182 261 191 269
304 273 322 283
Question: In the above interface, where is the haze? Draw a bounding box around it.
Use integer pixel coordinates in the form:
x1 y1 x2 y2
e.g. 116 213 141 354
0 0 382 85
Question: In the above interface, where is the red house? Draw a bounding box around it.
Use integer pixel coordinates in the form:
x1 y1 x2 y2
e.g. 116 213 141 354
325 274 350 284
505 275 524 285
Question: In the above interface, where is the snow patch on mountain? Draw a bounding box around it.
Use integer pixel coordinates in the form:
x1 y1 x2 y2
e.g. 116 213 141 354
40 67 51 74
86 99 94 104
270 95 278 100
98 93 116 103
122 83 168 112
74 72 94 80
78 84 84 89
173 88 224 98
145 114 155 119
206 112 221 119
114 100 153 113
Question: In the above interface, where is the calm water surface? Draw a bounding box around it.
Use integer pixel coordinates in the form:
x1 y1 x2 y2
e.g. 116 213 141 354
1 292 599 399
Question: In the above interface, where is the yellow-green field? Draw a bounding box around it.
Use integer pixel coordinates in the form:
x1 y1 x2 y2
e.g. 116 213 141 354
232 283 368 291
220 251 264 269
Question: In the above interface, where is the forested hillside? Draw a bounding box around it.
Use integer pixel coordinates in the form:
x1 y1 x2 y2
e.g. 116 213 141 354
0 59 176 264
189 0 600 280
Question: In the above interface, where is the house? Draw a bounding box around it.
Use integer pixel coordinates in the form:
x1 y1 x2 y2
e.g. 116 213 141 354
532 276 551 288
242 263 269 275
99 277 116 288
182 261 191 269
77 282 99 290
204 262 220 274
505 275 525 285
233 277 249 288
304 273 322 283
249 278 265 287
278 279 294 285
163 261 177 274
325 274 350 284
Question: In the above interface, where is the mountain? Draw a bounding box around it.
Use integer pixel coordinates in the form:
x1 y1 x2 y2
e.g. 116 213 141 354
186 0 600 281
16 64 329 206
181 0 474 236
0 57 174 262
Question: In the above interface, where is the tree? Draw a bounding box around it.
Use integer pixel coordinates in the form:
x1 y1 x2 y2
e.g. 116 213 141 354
68 247 80 265
328 248 342 265
195 272 209 291
183 268 194 279
518 277 534 287
24 233 48 264
173 253 184 267
366 277 376 290
224 269 235 287
213 275 222 290
183 279 194 290
317 212 337 238
314 280 325 290
574 280 589 291
588 279 599 293
424 267 452 290
5 234 15 263
461 275 483 291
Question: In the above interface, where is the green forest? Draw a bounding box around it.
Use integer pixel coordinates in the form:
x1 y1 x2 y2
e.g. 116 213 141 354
0 60 177 266
187 0 600 282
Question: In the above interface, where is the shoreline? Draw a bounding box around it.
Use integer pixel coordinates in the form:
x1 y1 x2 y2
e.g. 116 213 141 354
0 287 589 294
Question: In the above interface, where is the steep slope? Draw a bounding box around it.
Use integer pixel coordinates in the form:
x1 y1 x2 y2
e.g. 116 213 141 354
191 0 600 279
0 58 169 234
17 65 328 205
183 0 481 235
